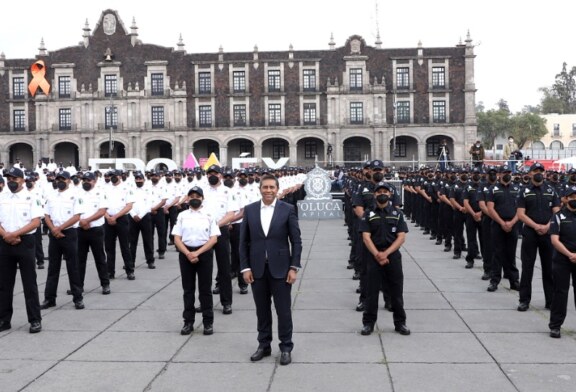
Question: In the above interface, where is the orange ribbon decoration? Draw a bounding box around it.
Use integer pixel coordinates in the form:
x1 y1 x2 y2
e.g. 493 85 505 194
28 60 51 96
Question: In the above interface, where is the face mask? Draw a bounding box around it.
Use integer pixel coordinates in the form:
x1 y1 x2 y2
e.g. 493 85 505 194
568 200 576 210
121 175 127 181
248 178 254 184
570 175 576 183
255 178 260 183
72 178 80 185
196 174 202 180
488 173 497 182
502 174 512 183
475 143 481 148
208 175 219 185
189 199 202 209
223 179 234 188
449 175 457 181
532 173 544 183
26 182 34 189
104 178 110 184
111 176 119 184
7 181 19 193
239 178 248 186
175 177 181 183
472 174 481 182
165 178 172 184
509 139 514 143
372 172 384 182
187 176 193 183
81 182 92 191
0 185 3 192
376 194 390 204
135 181 144 188
551 174 559 182
365 173 372 180
57 181 67 191
460 175 468 182
52 181 58 189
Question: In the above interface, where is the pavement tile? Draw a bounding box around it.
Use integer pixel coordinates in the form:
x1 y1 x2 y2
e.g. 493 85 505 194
459 309 550 333
37 309 129 331
502 364 576 392
108 309 183 332
0 331 98 360
0 359 57 392
290 332 384 363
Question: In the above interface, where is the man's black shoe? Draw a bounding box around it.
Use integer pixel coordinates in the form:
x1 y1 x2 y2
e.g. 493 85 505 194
37 263 45 269
395 324 411 335
74 300 85 310
487 283 498 292
109 273 115 279
240 287 249 295
475 255 483 260
481 272 490 281
203 324 213 335
40 300 56 310
212 287 220 295
453 253 461 260
361 324 374 335
29 321 42 334
67 288 84 295
222 305 232 315
147 262 156 269
158 253 165 260
509 281 520 291
195 306 202 313
181 322 194 335
444 245 452 252
423 230 430 235
435 239 443 245
429 235 436 240
0 320 11 332
346 262 354 270
465 261 474 269
352 271 360 280
549 328 561 339
355 302 365 312
127 272 135 280
250 347 271 361
517 302 529 312
279 351 292 365
356 285 361 294
102 285 111 295
384 302 393 312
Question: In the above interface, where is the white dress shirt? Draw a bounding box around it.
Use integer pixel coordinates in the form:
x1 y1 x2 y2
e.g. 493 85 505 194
260 199 276 236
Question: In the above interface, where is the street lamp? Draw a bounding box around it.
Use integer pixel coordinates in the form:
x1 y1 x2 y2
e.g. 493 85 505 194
104 48 115 159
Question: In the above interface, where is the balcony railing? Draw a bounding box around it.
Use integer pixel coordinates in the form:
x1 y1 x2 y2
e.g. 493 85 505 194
51 123 78 131
344 117 371 126
144 122 172 130
97 123 124 131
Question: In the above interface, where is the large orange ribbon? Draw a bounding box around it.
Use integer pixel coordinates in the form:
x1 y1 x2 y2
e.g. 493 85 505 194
28 60 51 96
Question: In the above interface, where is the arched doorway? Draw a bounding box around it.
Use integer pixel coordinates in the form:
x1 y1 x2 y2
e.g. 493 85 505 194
390 136 418 163
9 143 34 169
296 137 324 167
146 140 173 161
193 139 220 163
343 136 371 165
227 138 254 166
425 136 454 166
100 141 126 158
262 138 289 161
54 142 79 168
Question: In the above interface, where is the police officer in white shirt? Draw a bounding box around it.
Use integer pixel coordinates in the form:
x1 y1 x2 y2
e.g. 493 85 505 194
173 186 220 335
149 171 168 259
78 172 110 294
129 171 155 269
230 170 251 293
41 171 86 310
202 165 239 314
25 174 46 269
105 170 136 280
0 167 43 333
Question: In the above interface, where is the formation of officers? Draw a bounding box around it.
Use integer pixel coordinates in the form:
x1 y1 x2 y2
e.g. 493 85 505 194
0 163 306 336
342 159 576 339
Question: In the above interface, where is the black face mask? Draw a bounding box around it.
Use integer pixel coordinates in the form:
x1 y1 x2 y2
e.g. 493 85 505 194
187 177 194 183
239 178 248 186
255 178 260 183
450 175 457 182
175 178 181 183
0 185 3 192
111 176 119 184
372 172 384 182
121 175 127 182
196 174 202 180
551 174 559 182
189 199 202 209
151 178 159 184
223 179 234 188
57 181 67 191
104 178 111 184
7 181 19 193
82 182 92 191
72 178 80 185
532 173 544 183
26 182 34 189
376 194 390 204
488 173 497 182
165 178 173 184
460 175 468 182
502 174 512 183
472 174 481 182
568 200 576 210
365 173 372 180
570 175 576 183
208 175 219 185
135 181 144 188
248 178 254 184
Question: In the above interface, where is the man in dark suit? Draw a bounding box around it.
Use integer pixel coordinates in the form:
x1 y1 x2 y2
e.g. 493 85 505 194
240 174 302 366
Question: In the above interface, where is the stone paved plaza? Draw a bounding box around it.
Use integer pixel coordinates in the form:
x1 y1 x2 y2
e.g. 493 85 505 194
1 218 576 391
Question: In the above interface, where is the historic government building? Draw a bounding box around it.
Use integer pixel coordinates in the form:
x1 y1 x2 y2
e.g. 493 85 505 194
0 9 477 169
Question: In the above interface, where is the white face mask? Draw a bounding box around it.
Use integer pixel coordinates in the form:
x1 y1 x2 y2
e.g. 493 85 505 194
509 139 514 143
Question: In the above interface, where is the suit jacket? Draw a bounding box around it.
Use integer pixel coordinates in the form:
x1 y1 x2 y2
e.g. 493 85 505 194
239 199 302 279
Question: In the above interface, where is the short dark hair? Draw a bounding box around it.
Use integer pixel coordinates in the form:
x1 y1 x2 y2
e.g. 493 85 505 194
260 173 279 189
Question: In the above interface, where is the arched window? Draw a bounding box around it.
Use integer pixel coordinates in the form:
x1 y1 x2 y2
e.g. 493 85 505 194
550 141 564 150
531 141 545 150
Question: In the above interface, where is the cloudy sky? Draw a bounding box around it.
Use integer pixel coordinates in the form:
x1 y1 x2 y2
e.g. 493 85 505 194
1 0 574 113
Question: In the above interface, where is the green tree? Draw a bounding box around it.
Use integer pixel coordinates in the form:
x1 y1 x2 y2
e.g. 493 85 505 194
509 112 547 149
477 109 511 149
540 63 576 114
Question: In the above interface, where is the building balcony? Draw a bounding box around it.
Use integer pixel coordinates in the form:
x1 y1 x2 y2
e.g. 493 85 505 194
144 122 172 130
344 117 371 126
97 123 124 131
51 123 78 131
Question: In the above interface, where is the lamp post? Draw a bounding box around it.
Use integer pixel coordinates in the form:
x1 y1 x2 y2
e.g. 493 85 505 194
104 49 115 159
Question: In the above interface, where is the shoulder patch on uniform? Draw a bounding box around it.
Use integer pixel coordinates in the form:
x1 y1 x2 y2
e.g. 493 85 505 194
560 213 566 220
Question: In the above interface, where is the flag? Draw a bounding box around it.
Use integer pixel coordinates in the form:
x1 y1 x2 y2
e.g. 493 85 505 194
183 152 199 169
202 152 221 170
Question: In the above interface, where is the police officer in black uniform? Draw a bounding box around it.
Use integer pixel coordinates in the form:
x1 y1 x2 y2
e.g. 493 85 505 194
0 167 43 333
359 181 410 336
449 169 469 260
463 167 483 269
478 166 498 280
548 185 576 338
516 162 560 311
486 165 521 292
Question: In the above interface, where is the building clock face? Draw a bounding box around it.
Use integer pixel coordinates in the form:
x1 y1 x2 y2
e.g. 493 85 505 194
103 14 117 35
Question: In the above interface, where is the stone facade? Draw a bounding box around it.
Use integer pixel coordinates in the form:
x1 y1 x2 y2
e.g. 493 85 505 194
0 9 477 169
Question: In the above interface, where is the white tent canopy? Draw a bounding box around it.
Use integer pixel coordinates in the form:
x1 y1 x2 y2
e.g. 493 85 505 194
553 156 576 169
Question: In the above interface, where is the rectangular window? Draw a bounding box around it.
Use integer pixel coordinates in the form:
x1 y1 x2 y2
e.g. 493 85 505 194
350 102 364 124
233 71 246 93
13 77 25 99
59 108 72 130
272 142 286 160
553 123 560 136
239 141 252 154
394 140 407 157
199 105 212 127
396 101 410 123
268 103 281 125
350 68 363 91
396 67 409 89
432 67 445 89
304 141 317 159
572 123 576 137
151 73 164 96
427 140 440 157
151 106 164 128
105 106 118 129
233 104 247 126
268 70 281 92
303 103 317 125
432 101 446 123
104 75 118 97
198 72 211 94
13 109 25 131
58 76 71 98
303 69 316 91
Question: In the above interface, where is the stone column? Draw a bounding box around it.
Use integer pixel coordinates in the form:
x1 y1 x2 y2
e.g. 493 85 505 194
288 142 298 167
219 146 228 167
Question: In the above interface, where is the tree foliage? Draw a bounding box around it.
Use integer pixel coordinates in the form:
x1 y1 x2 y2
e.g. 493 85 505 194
509 112 548 149
477 108 511 149
540 63 576 114
477 108 547 150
